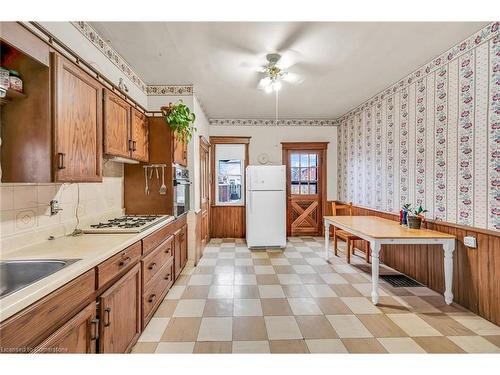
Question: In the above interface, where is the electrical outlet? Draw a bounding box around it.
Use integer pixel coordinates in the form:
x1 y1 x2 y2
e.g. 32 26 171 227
464 236 477 248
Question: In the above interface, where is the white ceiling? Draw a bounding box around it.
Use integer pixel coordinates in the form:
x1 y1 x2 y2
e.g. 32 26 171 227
91 22 487 119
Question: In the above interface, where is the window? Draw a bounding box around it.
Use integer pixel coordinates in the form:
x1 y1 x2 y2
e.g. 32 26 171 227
290 152 318 195
215 144 246 205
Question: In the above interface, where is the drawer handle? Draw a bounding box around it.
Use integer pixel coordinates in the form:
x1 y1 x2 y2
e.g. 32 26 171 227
164 273 171 280
164 247 171 254
148 294 156 303
103 307 111 327
148 262 157 270
90 318 99 340
57 152 66 169
119 256 131 267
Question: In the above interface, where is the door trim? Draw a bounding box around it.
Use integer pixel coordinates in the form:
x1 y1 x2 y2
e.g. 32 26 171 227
281 142 329 236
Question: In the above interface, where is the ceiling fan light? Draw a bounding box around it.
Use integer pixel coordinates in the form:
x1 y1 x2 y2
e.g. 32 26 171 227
264 85 273 94
272 80 282 92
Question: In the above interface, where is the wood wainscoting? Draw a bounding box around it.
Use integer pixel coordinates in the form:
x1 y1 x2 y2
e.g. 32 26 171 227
210 206 246 238
329 203 500 326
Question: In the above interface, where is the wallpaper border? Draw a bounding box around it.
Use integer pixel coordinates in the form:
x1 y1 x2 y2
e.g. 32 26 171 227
146 85 194 96
337 22 499 122
209 118 340 127
71 21 148 93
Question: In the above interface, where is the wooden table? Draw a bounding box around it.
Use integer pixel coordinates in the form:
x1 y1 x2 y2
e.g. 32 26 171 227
323 216 456 305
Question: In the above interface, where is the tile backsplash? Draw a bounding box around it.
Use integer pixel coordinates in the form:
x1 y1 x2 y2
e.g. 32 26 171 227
0 161 124 252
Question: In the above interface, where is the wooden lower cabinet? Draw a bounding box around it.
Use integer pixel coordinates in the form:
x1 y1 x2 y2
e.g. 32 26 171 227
98 263 141 353
174 224 188 279
33 302 98 354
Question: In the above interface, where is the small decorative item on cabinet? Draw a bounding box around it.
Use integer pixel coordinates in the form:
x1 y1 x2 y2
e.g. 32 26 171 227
8 70 23 93
0 67 9 91
401 203 412 225
160 99 196 143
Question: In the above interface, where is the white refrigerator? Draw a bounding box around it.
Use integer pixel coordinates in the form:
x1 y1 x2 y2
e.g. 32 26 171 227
246 165 286 249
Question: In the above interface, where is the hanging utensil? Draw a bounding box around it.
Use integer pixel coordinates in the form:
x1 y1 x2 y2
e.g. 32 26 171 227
155 167 160 181
144 167 149 195
159 165 167 195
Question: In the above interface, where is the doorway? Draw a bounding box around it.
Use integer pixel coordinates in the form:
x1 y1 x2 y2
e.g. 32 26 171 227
199 136 210 256
282 142 328 237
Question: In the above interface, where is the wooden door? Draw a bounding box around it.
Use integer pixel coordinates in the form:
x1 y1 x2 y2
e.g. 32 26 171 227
173 134 187 166
53 54 103 182
282 143 328 236
33 302 97 354
199 137 210 253
99 263 141 353
130 108 149 162
104 89 131 158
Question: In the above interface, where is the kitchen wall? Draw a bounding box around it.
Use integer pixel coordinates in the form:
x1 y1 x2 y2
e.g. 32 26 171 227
208 123 338 201
147 89 210 261
337 22 499 231
0 162 124 253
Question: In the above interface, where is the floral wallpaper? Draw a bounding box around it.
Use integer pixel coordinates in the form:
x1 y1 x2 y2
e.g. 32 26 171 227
337 22 500 231
209 119 339 126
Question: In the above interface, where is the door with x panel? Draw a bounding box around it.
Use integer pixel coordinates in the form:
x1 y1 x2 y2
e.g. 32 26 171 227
283 144 327 237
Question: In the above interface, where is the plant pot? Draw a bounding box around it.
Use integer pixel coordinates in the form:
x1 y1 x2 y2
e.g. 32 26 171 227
407 216 422 229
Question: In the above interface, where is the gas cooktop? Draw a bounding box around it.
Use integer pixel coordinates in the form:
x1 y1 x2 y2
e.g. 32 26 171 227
82 215 172 234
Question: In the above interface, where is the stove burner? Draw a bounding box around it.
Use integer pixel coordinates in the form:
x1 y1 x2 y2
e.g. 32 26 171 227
90 223 114 228
84 215 169 233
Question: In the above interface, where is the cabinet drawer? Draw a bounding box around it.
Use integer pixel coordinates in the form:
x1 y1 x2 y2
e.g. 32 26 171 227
142 259 174 327
142 223 172 256
0 269 95 351
142 235 174 289
97 241 142 289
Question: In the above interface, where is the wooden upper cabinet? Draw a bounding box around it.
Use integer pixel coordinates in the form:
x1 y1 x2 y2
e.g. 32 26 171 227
173 134 188 166
131 108 149 162
53 53 103 182
98 263 141 353
104 90 131 158
33 301 98 354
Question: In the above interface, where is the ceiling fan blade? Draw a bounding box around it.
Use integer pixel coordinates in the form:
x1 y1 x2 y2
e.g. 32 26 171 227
292 61 331 76
282 72 303 85
275 22 314 53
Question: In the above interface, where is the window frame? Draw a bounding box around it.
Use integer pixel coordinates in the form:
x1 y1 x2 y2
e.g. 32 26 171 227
210 136 250 207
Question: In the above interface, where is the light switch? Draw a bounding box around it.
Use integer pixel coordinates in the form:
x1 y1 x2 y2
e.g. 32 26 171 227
464 236 477 248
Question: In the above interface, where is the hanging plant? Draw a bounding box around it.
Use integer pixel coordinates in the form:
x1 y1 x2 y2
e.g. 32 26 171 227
160 100 196 143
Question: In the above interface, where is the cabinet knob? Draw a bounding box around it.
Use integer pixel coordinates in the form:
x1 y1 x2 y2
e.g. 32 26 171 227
119 256 131 267
148 294 156 303
164 273 171 280
148 262 156 270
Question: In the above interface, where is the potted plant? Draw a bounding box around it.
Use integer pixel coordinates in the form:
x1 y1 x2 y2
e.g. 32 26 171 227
407 205 428 229
160 100 196 143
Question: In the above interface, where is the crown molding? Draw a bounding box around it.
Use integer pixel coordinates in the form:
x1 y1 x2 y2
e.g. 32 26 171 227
209 118 340 127
337 21 499 122
71 22 147 93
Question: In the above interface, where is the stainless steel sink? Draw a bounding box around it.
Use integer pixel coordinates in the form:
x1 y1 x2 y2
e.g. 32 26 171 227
0 259 80 298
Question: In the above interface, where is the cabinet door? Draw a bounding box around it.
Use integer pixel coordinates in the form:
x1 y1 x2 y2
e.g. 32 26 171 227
180 225 188 269
53 54 103 182
173 228 182 279
33 302 98 354
104 90 131 158
131 108 149 162
99 263 141 353
173 133 187 167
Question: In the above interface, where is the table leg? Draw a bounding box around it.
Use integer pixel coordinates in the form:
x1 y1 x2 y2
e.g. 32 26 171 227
324 222 330 262
370 241 381 305
443 239 456 305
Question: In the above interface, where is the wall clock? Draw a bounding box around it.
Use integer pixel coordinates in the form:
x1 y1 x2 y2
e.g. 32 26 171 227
257 153 270 165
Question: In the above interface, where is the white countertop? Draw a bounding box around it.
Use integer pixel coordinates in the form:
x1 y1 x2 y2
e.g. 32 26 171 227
0 216 175 322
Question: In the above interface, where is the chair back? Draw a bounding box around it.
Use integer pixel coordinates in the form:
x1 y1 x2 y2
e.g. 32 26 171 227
331 201 353 216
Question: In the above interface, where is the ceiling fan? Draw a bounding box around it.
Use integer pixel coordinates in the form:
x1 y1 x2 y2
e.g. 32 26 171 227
257 52 303 93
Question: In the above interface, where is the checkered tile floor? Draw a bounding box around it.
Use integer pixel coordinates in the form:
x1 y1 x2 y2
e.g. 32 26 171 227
132 237 500 353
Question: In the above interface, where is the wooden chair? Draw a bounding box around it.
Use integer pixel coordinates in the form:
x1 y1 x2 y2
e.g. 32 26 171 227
331 202 371 264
